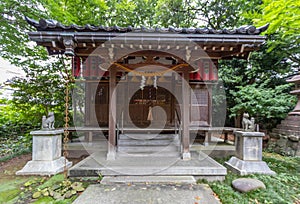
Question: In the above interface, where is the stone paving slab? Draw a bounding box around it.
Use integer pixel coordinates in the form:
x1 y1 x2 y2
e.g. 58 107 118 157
100 176 196 184
72 183 221 204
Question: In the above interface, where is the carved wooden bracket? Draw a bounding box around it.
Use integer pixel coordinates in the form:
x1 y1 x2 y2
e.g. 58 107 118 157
62 34 76 56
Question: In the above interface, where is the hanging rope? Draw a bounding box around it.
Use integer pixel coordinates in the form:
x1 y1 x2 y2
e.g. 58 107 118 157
113 62 189 77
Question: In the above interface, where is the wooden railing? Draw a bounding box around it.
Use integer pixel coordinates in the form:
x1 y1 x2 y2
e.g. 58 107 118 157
174 109 182 152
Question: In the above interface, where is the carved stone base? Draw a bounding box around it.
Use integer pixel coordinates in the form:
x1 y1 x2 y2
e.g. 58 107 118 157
225 157 276 176
16 157 72 176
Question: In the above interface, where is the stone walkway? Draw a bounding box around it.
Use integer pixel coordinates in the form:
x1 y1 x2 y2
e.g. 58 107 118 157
73 183 221 204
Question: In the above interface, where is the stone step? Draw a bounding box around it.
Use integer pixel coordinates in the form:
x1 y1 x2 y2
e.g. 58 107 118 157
68 151 227 180
117 151 180 158
118 139 180 146
100 176 196 184
121 128 175 133
119 133 178 140
280 120 300 126
285 115 300 121
277 124 300 131
118 145 179 153
272 128 300 135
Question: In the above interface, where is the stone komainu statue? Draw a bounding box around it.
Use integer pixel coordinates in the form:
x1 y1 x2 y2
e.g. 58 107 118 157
242 112 256 131
42 112 55 130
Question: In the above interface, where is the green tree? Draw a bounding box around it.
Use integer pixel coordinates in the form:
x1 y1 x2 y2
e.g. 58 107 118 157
1 0 297 132
248 0 300 65
154 0 196 27
0 0 68 130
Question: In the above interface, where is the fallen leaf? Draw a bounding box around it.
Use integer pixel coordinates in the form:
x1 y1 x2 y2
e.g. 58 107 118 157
195 196 201 200
32 191 41 199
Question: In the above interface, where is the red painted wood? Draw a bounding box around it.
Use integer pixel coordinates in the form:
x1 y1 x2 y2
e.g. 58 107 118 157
202 60 210 81
82 57 90 77
72 56 81 77
210 60 218 81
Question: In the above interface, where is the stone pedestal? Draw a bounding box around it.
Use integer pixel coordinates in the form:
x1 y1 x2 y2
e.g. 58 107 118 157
16 129 72 176
225 131 275 175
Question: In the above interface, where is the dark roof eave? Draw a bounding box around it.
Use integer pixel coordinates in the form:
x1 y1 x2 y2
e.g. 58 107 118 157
28 31 266 45
25 17 269 35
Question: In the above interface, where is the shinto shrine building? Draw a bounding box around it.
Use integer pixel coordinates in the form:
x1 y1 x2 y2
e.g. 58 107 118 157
25 17 268 178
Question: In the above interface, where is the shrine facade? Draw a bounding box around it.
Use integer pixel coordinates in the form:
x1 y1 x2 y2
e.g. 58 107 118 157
26 17 268 161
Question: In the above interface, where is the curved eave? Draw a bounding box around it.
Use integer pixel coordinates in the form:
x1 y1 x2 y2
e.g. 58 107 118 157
28 31 266 44
287 75 300 83
27 31 266 59
25 17 269 35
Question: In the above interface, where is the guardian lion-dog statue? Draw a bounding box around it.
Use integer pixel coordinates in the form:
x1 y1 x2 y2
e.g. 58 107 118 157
42 112 55 130
242 112 255 131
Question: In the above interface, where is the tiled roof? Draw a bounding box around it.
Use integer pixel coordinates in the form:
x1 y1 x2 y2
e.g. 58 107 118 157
25 17 269 35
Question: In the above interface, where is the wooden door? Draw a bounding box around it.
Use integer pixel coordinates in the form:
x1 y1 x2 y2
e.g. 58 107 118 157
127 86 173 127
85 82 109 126
190 85 210 126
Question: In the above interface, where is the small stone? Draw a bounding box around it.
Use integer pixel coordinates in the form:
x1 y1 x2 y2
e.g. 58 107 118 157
288 135 299 142
32 191 41 199
64 190 73 199
232 178 266 193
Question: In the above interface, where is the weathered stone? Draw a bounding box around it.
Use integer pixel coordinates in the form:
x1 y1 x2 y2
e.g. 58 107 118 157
100 176 196 184
16 129 72 176
232 178 266 193
271 113 300 156
296 142 300 156
285 147 296 156
225 131 276 175
225 157 276 175
73 184 221 204
277 137 288 149
288 135 299 142
235 131 265 161
68 151 227 181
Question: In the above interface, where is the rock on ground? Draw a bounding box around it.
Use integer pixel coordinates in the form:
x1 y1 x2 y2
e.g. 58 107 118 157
232 178 266 193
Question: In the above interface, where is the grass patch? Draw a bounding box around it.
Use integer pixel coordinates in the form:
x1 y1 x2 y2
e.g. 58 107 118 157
208 152 300 204
37 174 65 189
0 135 32 162
0 178 31 203
0 188 21 203
32 195 77 204
0 148 31 163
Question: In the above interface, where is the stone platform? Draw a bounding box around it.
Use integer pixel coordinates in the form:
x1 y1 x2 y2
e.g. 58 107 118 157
16 129 72 176
68 151 226 181
73 183 221 204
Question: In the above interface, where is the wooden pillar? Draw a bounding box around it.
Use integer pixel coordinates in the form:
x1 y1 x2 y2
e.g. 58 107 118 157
208 85 213 126
107 68 116 160
182 70 191 160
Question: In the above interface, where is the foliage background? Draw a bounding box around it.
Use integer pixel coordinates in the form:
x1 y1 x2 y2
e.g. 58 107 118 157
0 0 299 140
